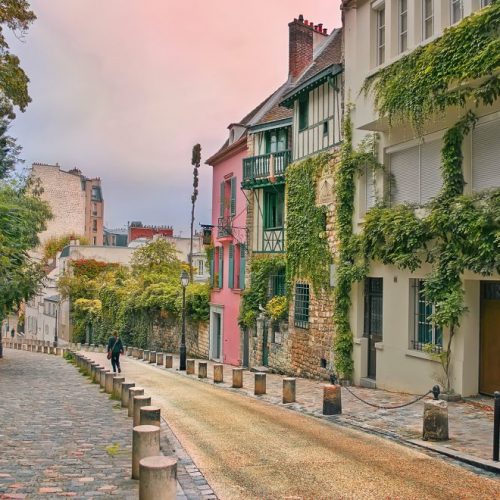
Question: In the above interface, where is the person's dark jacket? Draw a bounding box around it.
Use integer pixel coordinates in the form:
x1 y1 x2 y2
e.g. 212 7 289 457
107 336 123 356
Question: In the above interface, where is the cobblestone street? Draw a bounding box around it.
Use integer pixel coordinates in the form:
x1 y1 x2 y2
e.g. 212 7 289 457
0 349 207 499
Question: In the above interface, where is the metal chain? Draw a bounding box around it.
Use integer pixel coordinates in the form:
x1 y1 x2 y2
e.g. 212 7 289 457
342 385 432 410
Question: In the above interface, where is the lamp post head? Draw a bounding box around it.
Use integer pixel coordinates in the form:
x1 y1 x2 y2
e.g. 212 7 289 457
180 270 189 288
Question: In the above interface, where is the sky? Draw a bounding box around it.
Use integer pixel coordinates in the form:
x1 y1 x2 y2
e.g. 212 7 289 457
9 0 342 234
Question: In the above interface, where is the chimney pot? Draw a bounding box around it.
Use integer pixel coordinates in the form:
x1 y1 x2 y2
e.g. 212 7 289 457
298 14 304 22
323 28 328 34
318 23 323 31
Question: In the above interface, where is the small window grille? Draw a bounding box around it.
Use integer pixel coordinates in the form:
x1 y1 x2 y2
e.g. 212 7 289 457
294 283 310 329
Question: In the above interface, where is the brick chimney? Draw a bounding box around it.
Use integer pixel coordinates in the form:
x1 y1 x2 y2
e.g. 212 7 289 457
289 14 328 80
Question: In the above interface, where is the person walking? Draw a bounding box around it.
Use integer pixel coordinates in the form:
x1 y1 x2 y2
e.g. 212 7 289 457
107 331 124 373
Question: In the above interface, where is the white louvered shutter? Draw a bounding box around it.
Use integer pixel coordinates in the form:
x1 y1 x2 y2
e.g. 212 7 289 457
365 165 376 210
472 118 500 192
420 139 442 203
390 145 420 205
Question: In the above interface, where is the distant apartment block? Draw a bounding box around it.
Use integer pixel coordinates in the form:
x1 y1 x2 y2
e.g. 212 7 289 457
31 163 104 246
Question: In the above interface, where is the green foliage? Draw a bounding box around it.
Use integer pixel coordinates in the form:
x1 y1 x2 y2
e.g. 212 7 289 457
43 233 89 261
363 2 500 132
239 255 285 328
265 295 288 321
0 181 51 317
131 238 183 281
183 282 210 322
286 153 332 291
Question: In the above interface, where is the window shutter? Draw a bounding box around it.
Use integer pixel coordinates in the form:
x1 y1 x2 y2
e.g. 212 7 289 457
230 177 237 216
228 244 234 289
209 248 214 287
390 145 420 205
365 166 376 210
472 118 500 192
420 139 442 203
239 244 246 289
218 246 223 289
220 181 225 217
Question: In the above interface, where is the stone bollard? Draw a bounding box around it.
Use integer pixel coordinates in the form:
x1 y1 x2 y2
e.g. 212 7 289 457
128 387 145 417
213 364 224 383
139 455 177 500
165 355 173 369
133 395 152 426
43 346 48 354
283 378 296 404
143 350 149 362
121 382 135 408
132 425 160 480
138 349 144 359
140 405 161 428
186 359 195 375
55 347 61 356
77 343 81 350
423 400 449 441
323 384 342 415
127 347 132 356
156 353 164 366
232 368 243 388
198 362 208 379
254 373 266 395
149 351 156 364
98 345 104 353
92 365 102 383
100 369 110 389
105 372 115 394
113 376 125 399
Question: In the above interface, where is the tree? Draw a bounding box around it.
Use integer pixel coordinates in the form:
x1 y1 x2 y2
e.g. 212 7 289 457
189 144 201 282
131 238 183 282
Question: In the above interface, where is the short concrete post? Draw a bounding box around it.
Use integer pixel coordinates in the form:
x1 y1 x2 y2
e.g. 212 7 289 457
143 350 149 361
113 376 125 399
323 384 342 415
283 378 296 404
198 362 207 379
165 355 173 369
138 349 144 359
100 369 110 389
105 372 115 394
133 395 152 427
423 400 449 441
139 456 177 500
156 353 164 366
128 387 145 417
186 359 195 375
213 364 223 383
49 346 54 355
121 382 135 408
140 405 161 427
132 425 160 480
149 351 156 364
92 365 102 383
232 368 243 388
43 345 48 354
254 373 266 395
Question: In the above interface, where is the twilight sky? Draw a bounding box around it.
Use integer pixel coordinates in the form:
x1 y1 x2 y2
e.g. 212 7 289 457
9 0 341 234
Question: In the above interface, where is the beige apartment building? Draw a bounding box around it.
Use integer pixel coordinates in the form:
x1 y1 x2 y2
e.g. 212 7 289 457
31 163 104 246
343 0 499 396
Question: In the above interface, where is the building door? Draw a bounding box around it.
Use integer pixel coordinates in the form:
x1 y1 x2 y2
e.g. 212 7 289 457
480 282 500 395
364 278 383 380
210 308 223 361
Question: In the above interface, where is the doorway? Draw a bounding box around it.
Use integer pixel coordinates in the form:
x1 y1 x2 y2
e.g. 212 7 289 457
364 278 383 380
210 307 223 361
479 282 500 395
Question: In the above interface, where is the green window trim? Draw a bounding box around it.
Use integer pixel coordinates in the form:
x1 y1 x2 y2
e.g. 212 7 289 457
209 248 215 287
263 186 285 230
217 246 224 289
228 244 235 289
298 94 309 131
219 181 225 217
239 244 246 289
230 176 237 216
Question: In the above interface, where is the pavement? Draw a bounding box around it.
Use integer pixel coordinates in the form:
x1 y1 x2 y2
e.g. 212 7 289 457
0 349 209 499
78 349 500 499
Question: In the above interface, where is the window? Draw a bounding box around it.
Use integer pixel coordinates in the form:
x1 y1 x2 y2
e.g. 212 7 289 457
399 0 408 53
323 121 329 137
298 94 309 131
219 177 237 220
422 0 434 40
268 271 286 298
91 186 102 201
364 165 376 211
376 7 386 65
265 129 288 154
481 0 492 7
263 187 284 229
197 259 204 276
294 283 310 329
92 219 97 232
92 203 98 217
390 139 442 205
93 237 97 245
238 244 246 289
450 0 463 24
472 118 500 192
410 279 442 351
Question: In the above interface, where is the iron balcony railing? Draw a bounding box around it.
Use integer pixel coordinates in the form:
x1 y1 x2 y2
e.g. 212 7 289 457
217 216 233 238
242 150 292 186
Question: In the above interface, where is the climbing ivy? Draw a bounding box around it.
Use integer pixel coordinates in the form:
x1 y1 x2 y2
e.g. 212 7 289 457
285 153 332 291
363 1 500 132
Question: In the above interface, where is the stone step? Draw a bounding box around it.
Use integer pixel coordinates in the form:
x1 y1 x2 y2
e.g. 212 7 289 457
360 377 377 389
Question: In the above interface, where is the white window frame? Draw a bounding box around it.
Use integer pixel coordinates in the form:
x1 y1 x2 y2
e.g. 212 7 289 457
375 4 386 66
422 0 434 40
450 0 463 24
481 0 492 8
398 0 408 53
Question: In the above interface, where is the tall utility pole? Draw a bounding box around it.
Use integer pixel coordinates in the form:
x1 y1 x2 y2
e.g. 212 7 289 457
189 144 201 283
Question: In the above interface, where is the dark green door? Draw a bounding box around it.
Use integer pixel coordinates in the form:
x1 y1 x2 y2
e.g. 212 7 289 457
262 322 269 366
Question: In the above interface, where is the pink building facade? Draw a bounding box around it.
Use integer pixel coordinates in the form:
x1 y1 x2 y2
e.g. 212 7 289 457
207 131 248 366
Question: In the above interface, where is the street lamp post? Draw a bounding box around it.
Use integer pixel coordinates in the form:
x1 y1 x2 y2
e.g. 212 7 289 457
179 270 189 371
53 306 58 348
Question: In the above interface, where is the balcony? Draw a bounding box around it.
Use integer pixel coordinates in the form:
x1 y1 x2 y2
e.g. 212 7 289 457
217 216 233 240
242 150 291 188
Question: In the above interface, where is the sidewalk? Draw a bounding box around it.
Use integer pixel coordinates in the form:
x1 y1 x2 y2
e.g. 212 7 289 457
123 351 497 471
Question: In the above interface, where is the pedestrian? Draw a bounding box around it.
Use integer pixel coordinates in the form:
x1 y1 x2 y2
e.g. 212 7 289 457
107 330 124 373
